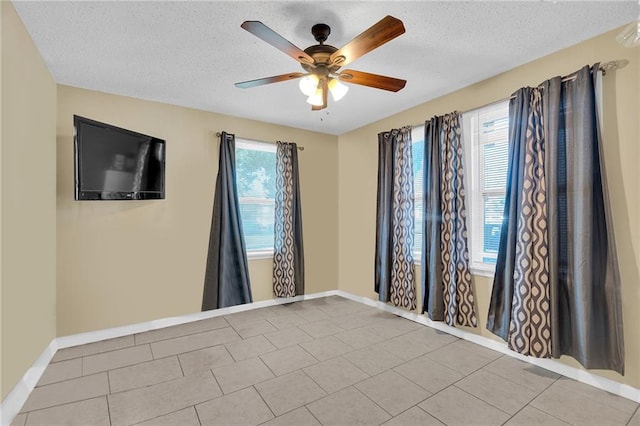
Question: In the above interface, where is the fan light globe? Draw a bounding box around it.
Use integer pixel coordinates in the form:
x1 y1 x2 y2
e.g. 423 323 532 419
299 75 319 96
306 88 324 106
616 21 640 47
328 78 349 101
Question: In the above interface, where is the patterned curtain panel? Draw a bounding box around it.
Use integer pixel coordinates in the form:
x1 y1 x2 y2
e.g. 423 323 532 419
487 89 532 345
487 87 551 357
422 113 477 327
273 141 305 298
374 127 416 310
202 132 253 310
487 65 624 373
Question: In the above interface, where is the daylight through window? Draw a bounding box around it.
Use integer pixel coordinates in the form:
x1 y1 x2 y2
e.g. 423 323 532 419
235 139 276 255
411 126 424 260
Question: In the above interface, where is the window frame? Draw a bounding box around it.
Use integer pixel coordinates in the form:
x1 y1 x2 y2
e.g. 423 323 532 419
235 138 277 260
462 100 510 277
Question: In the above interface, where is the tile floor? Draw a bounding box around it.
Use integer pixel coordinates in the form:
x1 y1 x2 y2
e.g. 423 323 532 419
12 296 640 426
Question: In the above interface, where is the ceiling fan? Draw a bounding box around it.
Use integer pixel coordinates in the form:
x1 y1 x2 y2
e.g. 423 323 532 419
234 16 407 111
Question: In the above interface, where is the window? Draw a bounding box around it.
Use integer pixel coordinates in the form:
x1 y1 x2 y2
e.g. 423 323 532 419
411 127 424 260
462 101 510 274
235 139 276 257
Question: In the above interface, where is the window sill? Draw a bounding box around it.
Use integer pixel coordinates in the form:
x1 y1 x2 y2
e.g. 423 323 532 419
247 250 273 261
470 266 495 278
414 259 495 279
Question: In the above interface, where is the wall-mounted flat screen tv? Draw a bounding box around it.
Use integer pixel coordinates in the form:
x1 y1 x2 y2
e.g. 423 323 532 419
74 115 165 200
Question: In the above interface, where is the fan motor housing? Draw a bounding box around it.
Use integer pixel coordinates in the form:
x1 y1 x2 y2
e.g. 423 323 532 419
302 44 340 72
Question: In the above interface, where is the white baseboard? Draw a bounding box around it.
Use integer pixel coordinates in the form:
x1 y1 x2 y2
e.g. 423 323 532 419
0 339 57 426
2 289 638 426
56 290 339 349
334 290 640 404
0 290 338 426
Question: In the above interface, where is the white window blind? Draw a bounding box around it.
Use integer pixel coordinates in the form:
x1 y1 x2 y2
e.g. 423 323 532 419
412 126 424 259
462 101 510 273
235 139 276 255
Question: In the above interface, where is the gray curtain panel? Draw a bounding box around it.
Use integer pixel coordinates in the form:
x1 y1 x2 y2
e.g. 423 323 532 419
202 131 253 310
544 65 624 373
374 126 417 310
273 141 305 297
487 65 624 373
422 113 477 327
487 87 552 357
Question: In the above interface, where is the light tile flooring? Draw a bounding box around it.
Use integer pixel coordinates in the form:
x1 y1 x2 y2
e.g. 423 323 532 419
12 296 640 426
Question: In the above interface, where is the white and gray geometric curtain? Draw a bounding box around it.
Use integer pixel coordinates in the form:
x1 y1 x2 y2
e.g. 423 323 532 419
486 87 553 358
273 141 304 298
422 113 477 327
487 65 624 373
507 88 552 357
374 126 417 310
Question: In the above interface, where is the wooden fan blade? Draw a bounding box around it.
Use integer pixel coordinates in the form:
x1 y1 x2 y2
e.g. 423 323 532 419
339 69 406 92
241 21 314 64
235 72 305 89
330 16 405 67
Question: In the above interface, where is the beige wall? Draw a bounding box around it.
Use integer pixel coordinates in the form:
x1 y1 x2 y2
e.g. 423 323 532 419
57 86 338 336
2 7 635 400
337 27 640 388
1 2 57 399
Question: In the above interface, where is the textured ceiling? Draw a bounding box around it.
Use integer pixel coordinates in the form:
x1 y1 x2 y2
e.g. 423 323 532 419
13 1 636 135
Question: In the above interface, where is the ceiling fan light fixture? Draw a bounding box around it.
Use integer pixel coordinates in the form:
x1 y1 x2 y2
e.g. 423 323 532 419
306 88 324 106
616 21 640 47
328 78 349 101
236 16 408 110
299 74 320 96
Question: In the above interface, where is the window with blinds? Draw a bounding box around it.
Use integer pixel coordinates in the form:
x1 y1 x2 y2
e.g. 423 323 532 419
235 139 276 255
412 126 424 259
462 101 510 272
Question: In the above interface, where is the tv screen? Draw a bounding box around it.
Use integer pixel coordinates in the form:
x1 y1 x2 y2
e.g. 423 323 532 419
74 115 165 200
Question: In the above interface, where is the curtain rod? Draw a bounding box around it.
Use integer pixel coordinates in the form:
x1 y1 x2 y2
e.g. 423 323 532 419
215 132 304 151
410 59 628 128
505 59 628 100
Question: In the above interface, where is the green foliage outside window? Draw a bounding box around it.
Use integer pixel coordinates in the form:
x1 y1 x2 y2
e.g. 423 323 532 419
236 148 276 199
236 145 276 251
